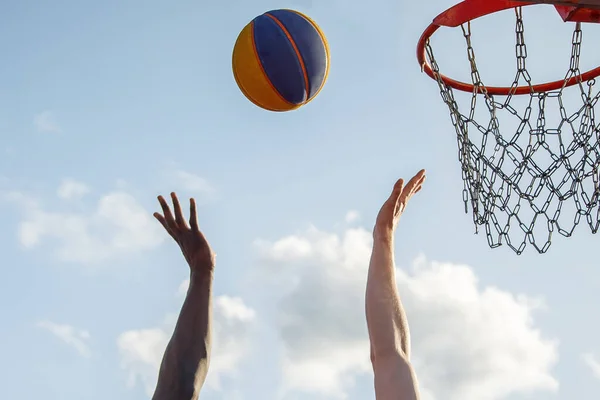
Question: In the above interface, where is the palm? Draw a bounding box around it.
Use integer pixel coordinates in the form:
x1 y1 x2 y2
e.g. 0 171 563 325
175 231 212 267
374 170 426 238
154 193 215 272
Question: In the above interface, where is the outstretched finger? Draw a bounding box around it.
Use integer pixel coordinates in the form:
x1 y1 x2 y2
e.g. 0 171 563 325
171 192 188 228
404 170 426 194
413 169 426 182
158 195 176 227
154 212 176 240
412 175 426 194
189 198 199 232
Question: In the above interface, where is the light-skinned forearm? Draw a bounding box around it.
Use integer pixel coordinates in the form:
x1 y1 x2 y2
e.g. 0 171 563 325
152 268 213 400
366 237 411 360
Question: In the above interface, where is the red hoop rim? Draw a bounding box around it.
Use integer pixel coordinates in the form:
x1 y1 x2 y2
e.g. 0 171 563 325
416 0 600 95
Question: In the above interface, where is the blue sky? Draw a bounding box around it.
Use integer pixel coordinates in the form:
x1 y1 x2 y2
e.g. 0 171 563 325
1 0 600 399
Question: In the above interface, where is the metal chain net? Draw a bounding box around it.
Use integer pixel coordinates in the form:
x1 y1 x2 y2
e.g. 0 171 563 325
425 7 600 254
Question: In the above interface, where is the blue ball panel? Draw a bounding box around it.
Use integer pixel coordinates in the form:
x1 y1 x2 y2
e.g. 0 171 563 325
267 9 327 100
252 14 307 105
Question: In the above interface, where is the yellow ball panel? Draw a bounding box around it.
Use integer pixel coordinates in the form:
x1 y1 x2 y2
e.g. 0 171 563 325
232 23 300 112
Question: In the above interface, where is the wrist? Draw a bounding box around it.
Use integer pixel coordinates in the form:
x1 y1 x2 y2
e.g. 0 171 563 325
373 232 394 247
190 267 214 283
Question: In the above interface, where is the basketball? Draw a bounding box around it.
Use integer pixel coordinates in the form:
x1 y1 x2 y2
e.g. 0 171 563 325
232 9 330 112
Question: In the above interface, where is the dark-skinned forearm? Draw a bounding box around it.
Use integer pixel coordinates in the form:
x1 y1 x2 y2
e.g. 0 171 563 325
152 267 213 400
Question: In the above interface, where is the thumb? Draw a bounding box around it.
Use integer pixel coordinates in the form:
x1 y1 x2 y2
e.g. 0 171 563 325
388 178 404 203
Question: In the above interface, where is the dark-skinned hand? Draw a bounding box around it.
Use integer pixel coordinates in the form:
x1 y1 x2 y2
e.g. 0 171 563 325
154 192 215 275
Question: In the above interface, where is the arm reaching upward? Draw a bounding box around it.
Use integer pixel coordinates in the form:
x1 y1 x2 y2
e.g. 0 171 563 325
366 170 426 400
152 193 216 400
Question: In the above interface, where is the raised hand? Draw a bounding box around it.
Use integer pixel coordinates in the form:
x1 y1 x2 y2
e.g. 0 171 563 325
373 169 426 241
154 192 215 274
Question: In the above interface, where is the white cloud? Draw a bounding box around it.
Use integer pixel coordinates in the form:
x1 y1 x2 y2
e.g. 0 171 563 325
583 353 600 379
400 257 558 400
118 327 169 394
255 227 376 398
57 179 90 200
37 321 91 358
345 210 360 223
165 170 215 198
118 287 256 396
209 296 256 390
34 110 61 133
255 224 559 400
6 183 164 264
177 279 190 297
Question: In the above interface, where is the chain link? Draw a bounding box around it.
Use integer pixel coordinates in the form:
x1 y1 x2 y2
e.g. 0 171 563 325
426 7 600 254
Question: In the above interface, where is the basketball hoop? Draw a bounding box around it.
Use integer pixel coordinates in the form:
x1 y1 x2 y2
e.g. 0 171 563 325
418 0 600 254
